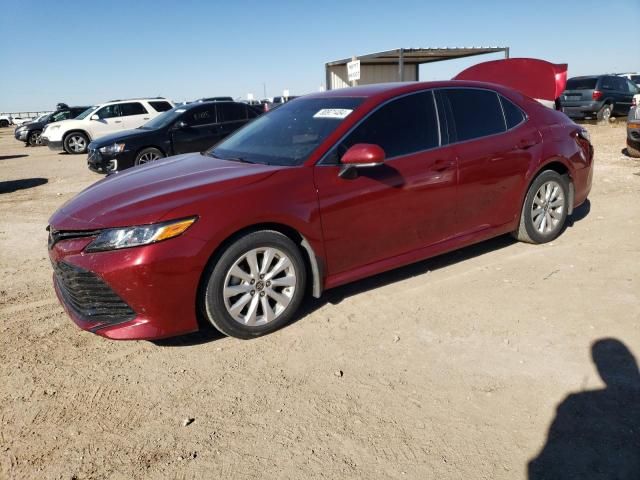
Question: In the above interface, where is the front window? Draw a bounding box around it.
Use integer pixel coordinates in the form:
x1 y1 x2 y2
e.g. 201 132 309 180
209 97 364 166
75 106 98 120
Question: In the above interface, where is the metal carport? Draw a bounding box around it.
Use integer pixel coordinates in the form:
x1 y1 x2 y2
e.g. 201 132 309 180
325 47 510 90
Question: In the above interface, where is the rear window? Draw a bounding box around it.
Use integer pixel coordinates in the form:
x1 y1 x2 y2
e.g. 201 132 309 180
500 96 526 129
442 88 506 142
566 78 598 90
218 103 247 122
149 101 173 112
119 102 148 116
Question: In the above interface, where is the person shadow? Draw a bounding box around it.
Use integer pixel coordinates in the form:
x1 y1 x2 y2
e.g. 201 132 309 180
528 338 640 479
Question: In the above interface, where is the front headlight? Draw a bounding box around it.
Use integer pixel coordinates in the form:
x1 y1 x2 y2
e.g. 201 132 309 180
85 217 197 252
99 143 126 155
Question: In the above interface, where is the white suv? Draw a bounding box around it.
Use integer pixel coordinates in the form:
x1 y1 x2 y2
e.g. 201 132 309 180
42 98 174 154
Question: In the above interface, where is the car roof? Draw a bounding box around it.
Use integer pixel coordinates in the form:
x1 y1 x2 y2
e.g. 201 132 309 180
304 80 524 101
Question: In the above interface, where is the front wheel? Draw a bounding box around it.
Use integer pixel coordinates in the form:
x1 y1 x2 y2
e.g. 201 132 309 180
513 170 570 244
134 147 164 166
201 231 307 339
63 132 89 154
0 119 9 128
28 130 42 146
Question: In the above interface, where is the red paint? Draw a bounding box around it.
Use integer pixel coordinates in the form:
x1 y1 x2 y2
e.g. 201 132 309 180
48 80 593 340
454 58 568 101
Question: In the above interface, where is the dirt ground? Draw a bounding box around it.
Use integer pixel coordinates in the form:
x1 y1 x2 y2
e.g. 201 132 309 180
0 122 639 480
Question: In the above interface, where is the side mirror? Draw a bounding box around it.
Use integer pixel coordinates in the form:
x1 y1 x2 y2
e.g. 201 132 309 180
90 114 99 121
339 143 385 179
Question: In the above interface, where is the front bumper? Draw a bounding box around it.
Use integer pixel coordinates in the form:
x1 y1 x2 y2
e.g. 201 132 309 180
42 136 64 151
87 144 137 173
48 231 210 340
14 129 28 141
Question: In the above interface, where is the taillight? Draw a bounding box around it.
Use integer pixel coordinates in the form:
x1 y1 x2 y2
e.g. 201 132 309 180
633 97 637 107
592 90 603 101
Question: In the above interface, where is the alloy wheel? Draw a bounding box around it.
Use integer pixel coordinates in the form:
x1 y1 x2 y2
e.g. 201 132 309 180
29 131 42 146
68 135 86 152
137 151 160 165
531 180 565 234
222 247 297 326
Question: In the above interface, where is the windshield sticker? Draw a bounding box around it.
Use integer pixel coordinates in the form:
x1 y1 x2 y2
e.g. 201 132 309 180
313 109 353 119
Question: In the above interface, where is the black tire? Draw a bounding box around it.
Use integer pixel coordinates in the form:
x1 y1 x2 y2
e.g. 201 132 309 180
626 143 640 158
0 119 9 128
63 132 89 154
513 170 570 244
134 147 164 166
28 130 42 147
596 103 613 122
201 230 307 339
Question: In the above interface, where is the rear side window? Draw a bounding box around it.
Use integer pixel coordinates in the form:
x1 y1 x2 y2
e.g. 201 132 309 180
149 101 173 112
600 77 617 90
500 96 525 129
188 106 217 126
566 78 598 90
338 91 439 159
120 102 148 116
96 105 120 119
218 103 247 122
441 88 505 142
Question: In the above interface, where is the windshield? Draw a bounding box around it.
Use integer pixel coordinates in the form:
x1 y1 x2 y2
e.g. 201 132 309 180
140 106 187 129
566 78 598 90
36 113 51 122
75 106 98 120
209 97 364 166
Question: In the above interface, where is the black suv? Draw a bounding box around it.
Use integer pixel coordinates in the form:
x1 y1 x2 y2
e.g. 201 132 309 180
14 104 89 146
87 101 260 173
560 75 639 121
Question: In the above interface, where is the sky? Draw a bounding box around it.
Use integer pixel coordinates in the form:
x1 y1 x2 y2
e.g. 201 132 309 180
0 0 638 112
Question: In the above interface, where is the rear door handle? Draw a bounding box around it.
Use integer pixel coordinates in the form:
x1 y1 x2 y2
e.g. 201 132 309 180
114 120 122 124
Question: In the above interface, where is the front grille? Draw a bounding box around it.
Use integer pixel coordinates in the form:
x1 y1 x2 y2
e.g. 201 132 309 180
48 227 100 249
54 261 136 324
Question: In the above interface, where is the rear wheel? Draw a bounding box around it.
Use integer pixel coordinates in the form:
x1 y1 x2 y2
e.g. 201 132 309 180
28 130 42 146
63 132 89 154
0 119 9 128
134 147 164 166
626 143 640 158
201 231 307 339
513 170 569 244
596 103 613 122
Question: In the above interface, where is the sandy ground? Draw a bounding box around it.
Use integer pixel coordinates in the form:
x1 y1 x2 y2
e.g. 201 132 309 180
0 122 639 480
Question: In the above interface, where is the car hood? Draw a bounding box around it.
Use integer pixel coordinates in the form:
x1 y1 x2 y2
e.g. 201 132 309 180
46 118 87 131
19 120 45 129
49 153 282 230
89 128 156 147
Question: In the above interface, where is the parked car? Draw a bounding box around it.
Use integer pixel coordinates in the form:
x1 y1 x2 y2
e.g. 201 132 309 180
560 75 640 121
11 116 36 126
627 105 640 157
41 98 174 154
47 81 593 340
87 101 260 173
0 114 13 128
14 104 89 146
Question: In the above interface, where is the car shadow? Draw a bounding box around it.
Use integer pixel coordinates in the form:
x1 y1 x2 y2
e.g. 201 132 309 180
157 201 594 347
0 154 28 161
0 177 48 194
528 338 640 479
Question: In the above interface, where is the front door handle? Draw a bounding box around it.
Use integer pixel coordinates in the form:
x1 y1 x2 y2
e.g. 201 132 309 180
433 159 455 172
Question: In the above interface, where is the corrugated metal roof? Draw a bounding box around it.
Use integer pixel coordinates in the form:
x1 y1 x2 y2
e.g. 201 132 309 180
326 47 509 66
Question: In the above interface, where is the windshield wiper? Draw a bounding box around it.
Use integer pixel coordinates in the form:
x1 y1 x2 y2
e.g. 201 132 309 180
208 152 253 164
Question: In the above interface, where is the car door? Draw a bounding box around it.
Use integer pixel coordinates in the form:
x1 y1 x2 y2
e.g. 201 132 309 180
171 104 221 154
88 104 124 139
119 102 151 129
619 78 639 114
438 88 538 234
217 103 250 139
313 90 458 277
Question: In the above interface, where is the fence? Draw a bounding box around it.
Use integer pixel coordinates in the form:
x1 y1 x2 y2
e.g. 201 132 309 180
0 111 53 120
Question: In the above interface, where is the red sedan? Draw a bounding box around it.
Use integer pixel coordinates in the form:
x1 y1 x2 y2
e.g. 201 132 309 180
48 81 593 340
